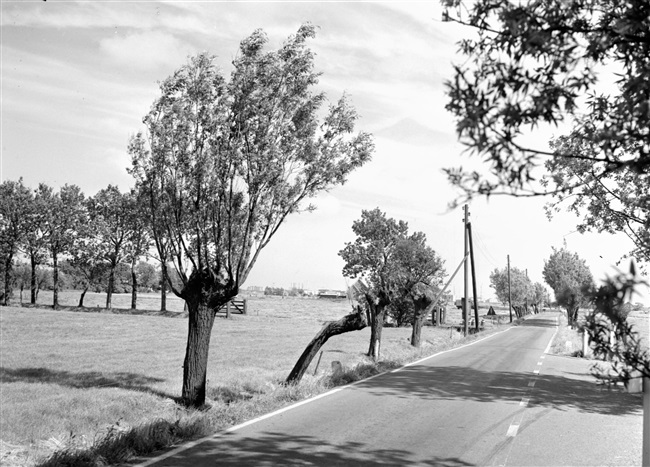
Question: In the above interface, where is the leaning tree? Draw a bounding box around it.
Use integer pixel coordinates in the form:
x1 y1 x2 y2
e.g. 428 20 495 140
129 24 373 407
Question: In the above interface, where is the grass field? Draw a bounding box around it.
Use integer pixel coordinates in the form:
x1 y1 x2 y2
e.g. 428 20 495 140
0 291 509 466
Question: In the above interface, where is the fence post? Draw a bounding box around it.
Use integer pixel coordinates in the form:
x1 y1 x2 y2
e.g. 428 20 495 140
226 301 230 319
242 299 247 314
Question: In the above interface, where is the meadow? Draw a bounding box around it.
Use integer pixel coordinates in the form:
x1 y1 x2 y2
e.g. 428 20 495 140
0 291 507 466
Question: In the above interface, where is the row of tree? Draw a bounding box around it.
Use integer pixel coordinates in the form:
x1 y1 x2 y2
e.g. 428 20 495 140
8 259 161 303
489 246 595 327
286 207 447 384
0 180 168 310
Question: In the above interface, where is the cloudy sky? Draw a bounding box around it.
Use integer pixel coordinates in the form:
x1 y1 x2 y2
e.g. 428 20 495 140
1 0 647 304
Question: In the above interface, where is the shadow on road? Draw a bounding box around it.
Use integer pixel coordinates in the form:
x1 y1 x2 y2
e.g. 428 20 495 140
517 315 559 328
350 363 641 416
154 431 473 467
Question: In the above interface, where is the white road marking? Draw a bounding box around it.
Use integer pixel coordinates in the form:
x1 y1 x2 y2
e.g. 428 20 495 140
506 424 519 437
520 397 529 407
528 381 536 387
537 361 543 365
540 355 545 359
533 369 540 375
543 315 560 354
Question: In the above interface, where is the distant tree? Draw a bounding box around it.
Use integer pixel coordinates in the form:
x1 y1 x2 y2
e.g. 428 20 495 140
264 287 285 296
61 257 107 307
530 282 550 312
387 294 414 328
19 185 48 305
39 183 86 309
0 179 32 305
12 262 31 303
123 190 151 309
136 261 159 292
129 24 373 407
489 267 532 308
543 247 594 327
87 185 132 309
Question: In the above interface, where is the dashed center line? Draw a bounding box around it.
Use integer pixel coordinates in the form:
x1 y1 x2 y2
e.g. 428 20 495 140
528 380 536 387
506 424 520 437
537 361 543 365
520 397 529 407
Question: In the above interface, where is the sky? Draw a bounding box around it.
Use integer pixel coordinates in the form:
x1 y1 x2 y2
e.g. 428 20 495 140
1 0 648 304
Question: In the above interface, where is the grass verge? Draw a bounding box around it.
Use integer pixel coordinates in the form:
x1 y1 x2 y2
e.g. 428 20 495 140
1 296 509 466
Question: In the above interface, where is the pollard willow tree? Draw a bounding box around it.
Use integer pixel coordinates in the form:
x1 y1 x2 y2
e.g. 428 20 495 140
543 246 594 327
338 209 444 357
339 208 409 360
129 25 374 407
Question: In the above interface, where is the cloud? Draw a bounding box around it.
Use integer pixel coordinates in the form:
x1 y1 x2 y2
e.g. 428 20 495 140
374 118 454 147
99 31 190 70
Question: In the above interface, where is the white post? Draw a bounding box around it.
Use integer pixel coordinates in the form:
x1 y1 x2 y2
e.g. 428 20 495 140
641 376 650 467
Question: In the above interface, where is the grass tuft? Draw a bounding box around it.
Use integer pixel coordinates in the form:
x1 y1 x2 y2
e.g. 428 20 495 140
37 415 211 467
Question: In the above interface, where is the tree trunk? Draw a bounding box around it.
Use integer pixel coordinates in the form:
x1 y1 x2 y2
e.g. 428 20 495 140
160 266 168 312
411 285 435 347
52 254 59 309
286 306 367 385
411 316 424 347
106 263 115 309
2 256 11 306
365 291 390 361
130 267 137 309
368 305 385 361
78 286 88 307
30 255 37 305
181 298 218 408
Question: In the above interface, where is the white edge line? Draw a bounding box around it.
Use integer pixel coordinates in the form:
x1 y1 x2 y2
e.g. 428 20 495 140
137 326 514 466
543 316 560 355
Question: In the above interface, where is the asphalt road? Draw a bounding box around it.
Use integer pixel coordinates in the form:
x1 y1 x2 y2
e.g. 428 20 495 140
140 312 643 466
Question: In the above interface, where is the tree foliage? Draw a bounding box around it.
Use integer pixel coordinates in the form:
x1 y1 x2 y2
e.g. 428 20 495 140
489 266 532 306
87 186 134 309
543 246 594 326
585 263 650 382
545 132 650 267
442 0 650 201
388 234 446 337
39 183 86 308
129 24 373 407
0 179 32 305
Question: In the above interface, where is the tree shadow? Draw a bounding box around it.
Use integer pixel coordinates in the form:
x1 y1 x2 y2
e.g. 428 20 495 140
144 431 474 467
349 363 641 416
0 367 176 400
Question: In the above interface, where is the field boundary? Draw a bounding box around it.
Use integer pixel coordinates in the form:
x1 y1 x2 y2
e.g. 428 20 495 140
136 325 513 467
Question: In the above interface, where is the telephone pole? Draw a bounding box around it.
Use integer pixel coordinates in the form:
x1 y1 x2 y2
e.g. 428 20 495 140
467 222 479 332
463 204 469 337
507 254 513 323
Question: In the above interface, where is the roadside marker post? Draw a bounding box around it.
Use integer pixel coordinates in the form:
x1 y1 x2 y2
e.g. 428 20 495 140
641 376 650 467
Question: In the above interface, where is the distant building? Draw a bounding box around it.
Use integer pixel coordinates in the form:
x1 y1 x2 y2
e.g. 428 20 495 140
317 289 347 299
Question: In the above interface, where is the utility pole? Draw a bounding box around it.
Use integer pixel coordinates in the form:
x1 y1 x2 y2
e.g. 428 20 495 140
507 255 513 323
467 222 480 332
463 204 469 337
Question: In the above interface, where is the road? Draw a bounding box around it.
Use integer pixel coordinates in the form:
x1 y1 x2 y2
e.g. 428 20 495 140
140 312 643 466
